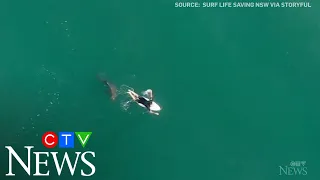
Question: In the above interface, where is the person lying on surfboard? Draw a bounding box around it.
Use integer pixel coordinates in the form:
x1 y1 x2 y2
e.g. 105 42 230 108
127 89 160 115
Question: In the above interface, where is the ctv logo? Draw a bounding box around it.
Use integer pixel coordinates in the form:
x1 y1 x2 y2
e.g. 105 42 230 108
42 132 92 148
5 131 96 177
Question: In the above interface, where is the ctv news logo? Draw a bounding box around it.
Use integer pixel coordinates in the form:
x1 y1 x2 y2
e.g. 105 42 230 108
279 161 307 176
5 131 95 177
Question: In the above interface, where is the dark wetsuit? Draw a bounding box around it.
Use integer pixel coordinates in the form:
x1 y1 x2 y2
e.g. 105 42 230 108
137 96 152 111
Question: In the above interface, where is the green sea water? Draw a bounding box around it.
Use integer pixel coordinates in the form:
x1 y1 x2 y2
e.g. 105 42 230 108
1 0 319 180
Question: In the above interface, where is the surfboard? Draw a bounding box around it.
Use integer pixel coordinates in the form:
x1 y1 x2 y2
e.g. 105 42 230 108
150 102 161 111
136 97 161 111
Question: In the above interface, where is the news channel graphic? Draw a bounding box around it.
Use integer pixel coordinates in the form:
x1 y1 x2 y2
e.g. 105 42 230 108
4 131 96 177
174 1 312 8
42 131 92 148
279 161 307 176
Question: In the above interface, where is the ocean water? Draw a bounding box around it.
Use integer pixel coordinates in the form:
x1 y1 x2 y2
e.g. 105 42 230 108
0 0 319 180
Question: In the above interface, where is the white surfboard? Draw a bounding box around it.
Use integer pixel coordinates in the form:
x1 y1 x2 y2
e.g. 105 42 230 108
137 97 161 111
150 102 161 111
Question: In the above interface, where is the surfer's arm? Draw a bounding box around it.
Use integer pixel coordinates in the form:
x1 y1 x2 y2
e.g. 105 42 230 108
127 90 139 100
148 89 153 100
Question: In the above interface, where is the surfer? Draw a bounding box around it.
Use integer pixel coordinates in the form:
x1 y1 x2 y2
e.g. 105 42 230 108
127 89 159 115
97 74 117 100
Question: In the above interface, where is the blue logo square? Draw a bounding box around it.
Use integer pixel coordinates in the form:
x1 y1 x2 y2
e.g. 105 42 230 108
59 132 74 148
